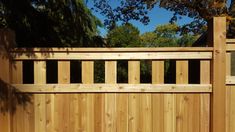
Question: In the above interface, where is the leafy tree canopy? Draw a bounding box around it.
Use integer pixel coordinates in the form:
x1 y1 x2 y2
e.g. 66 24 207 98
106 23 141 47
93 0 235 36
140 23 199 47
0 0 103 47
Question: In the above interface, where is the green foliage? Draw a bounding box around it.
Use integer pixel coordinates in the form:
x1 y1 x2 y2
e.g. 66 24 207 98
0 0 103 47
106 23 141 47
140 23 198 47
93 0 235 35
154 23 179 47
141 23 179 47
140 32 158 47
177 34 199 47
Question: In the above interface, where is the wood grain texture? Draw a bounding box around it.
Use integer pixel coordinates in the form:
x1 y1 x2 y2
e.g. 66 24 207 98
176 60 189 132
226 53 231 132
11 47 214 52
128 61 140 132
0 53 11 132
56 61 70 132
105 61 117 132
209 17 226 132
152 61 164 132
11 61 23 132
82 61 95 132
176 60 200 132
13 84 212 93
200 60 211 132
12 52 212 60
34 61 46 132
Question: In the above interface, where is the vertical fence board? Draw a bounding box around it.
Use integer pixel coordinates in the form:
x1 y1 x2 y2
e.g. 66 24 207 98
209 17 226 132
57 61 70 132
226 53 231 132
82 61 94 132
11 61 23 132
46 94 54 132
0 54 11 132
34 61 46 132
152 61 164 132
12 61 34 132
176 60 188 132
200 60 211 132
226 53 235 132
128 61 140 132
164 94 176 132
105 61 117 132
176 60 200 132
0 29 15 132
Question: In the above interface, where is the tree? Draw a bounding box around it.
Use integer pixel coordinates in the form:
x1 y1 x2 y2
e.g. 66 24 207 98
141 23 196 47
154 23 179 47
106 23 141 47
140 32 158 47
93 0 235 36
0 0 103 47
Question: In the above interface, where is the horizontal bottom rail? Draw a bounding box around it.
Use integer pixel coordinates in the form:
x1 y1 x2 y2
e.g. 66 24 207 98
12 84 212 93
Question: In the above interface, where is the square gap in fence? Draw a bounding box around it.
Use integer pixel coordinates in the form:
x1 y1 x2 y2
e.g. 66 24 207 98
46 61 58 84
94 61 105 83
189 60 200 84
70 60 81 83
140 60 151 83
117 60 128 83
23 60 34 84
164 60 176 84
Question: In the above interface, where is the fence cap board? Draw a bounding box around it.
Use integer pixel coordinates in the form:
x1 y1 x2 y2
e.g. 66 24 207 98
11 52 212 60
10 47 214 53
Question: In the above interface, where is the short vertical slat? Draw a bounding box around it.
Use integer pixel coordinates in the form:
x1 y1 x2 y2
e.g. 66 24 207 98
152 61 164 83
128 61 140 132
12 61 23 84
200 60 211 132
105 61 117 132
34 61 46 132
152 61 164 132
82 61 94 132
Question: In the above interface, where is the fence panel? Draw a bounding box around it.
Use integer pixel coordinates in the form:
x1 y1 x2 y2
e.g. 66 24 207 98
3 17 234 132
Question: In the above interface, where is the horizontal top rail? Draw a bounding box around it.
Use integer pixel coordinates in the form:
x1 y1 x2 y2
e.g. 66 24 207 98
226 39 235 44
11 47 213 60
10 47 214 52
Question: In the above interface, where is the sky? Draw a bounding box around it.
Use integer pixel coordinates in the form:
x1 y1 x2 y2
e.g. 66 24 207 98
87 0 232 36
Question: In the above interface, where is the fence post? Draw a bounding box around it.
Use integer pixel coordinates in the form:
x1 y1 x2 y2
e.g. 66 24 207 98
208 17 227 132
0 29 15 132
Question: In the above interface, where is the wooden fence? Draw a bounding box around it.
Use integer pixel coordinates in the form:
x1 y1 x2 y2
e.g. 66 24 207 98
0 17 234 132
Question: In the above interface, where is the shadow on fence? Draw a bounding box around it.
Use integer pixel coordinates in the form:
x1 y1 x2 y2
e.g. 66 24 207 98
0 79 32 114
